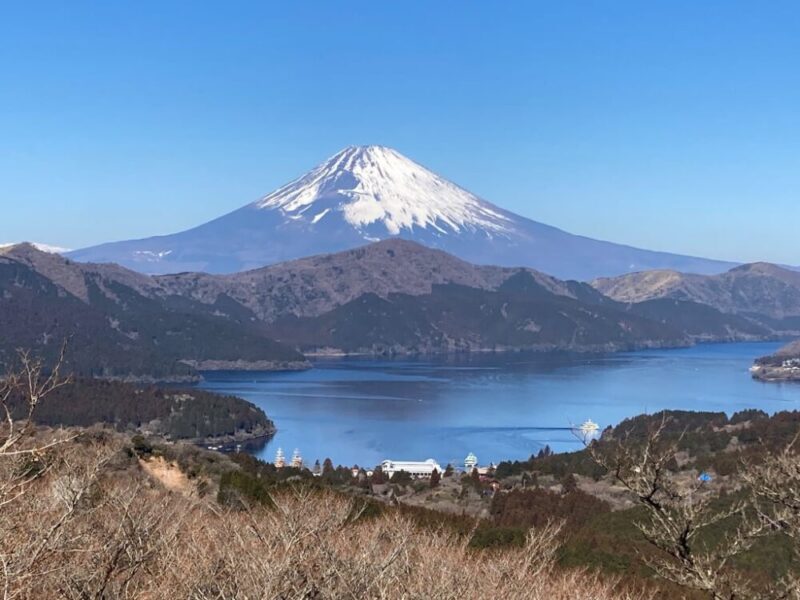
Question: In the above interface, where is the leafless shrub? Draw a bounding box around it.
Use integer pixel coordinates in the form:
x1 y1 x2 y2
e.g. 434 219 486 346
587 416 799 600
0 346 73 510
154 490 638 600
0 345 72 457
741 434 800 596
0 444 648 599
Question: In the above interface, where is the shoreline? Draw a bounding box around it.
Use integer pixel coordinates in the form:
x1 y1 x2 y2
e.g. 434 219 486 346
302 338 694 358
192 429 276 451
95 360 312 384
181 359 312 372
750 366 800 383
100 338 787 382
302 335 784 360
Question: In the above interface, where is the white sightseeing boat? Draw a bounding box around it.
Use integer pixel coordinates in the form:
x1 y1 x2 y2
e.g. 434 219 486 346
574 419 600 440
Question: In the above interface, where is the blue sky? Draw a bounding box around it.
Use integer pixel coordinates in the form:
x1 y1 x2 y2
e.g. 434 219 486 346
1 1 798 263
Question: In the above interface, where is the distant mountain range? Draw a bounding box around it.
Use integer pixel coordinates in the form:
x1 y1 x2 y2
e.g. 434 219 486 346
0 243 306 380
155 238 775 354
5 240 798 377
0 242 70 254
154 237 588 323
264 270 691 355
67 145 737 280
592 263 800 329
594 262 800 381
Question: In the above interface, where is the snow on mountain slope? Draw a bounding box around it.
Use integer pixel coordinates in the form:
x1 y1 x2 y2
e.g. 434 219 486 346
68 145 738 279
255 145 513 236
1 242 69 254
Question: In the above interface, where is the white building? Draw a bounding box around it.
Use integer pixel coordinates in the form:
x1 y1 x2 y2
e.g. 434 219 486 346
381 458 442 478
291 449 303 469
275 447 286 469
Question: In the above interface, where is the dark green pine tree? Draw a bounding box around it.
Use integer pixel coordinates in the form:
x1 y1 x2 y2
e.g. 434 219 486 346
371 466 386 485
560 473 578 494
429 468 441 488
470 467 481 490
321 458 335 482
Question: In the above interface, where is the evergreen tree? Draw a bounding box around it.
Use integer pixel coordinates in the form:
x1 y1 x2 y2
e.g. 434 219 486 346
430 468 441 488
470 467 481 490
321 458 335 481
560 473 578 494
357 468 370 489
371 466 386 485
390 470 413 485
335 465 352 484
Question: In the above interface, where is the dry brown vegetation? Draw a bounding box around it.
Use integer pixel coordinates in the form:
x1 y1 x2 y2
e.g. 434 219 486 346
0 436 653 600
0 351 651 599
9 350 800 599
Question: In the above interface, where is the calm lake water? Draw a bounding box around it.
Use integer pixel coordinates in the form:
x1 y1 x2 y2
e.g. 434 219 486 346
198 342 800 469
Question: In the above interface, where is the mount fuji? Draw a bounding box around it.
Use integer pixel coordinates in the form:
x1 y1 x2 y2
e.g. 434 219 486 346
69 145 735 279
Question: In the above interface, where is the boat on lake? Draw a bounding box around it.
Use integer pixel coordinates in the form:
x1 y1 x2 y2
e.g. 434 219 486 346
574 419 600 440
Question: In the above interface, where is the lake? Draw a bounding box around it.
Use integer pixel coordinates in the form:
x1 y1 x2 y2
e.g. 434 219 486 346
198 342 800 469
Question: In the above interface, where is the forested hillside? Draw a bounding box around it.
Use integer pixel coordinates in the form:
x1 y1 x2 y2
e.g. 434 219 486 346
7 377 274 443
0 244 307 380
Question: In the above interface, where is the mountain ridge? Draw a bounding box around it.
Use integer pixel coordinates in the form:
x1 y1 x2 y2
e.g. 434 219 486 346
5 241 794 371
153 240 797 353
592 263 800 319
155 239 585 323
263 274 692 355
0 244 308 379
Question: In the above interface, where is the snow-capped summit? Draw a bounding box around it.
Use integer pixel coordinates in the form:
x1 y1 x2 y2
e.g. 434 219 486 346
0 242 69 254
254 145 512 237
68 146 735 278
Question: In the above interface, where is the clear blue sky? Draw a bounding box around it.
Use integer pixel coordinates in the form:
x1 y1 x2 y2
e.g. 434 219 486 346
1 1 798 263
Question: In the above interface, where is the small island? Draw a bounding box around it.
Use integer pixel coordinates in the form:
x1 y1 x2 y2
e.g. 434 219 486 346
751 340 800 382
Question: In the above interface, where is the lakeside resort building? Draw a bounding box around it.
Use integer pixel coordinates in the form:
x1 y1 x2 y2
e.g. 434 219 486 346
381 458 443 478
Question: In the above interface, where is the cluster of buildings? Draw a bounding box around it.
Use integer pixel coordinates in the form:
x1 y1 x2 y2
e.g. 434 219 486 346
269 418 604 479
782 358 800 370
271 447 494 481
